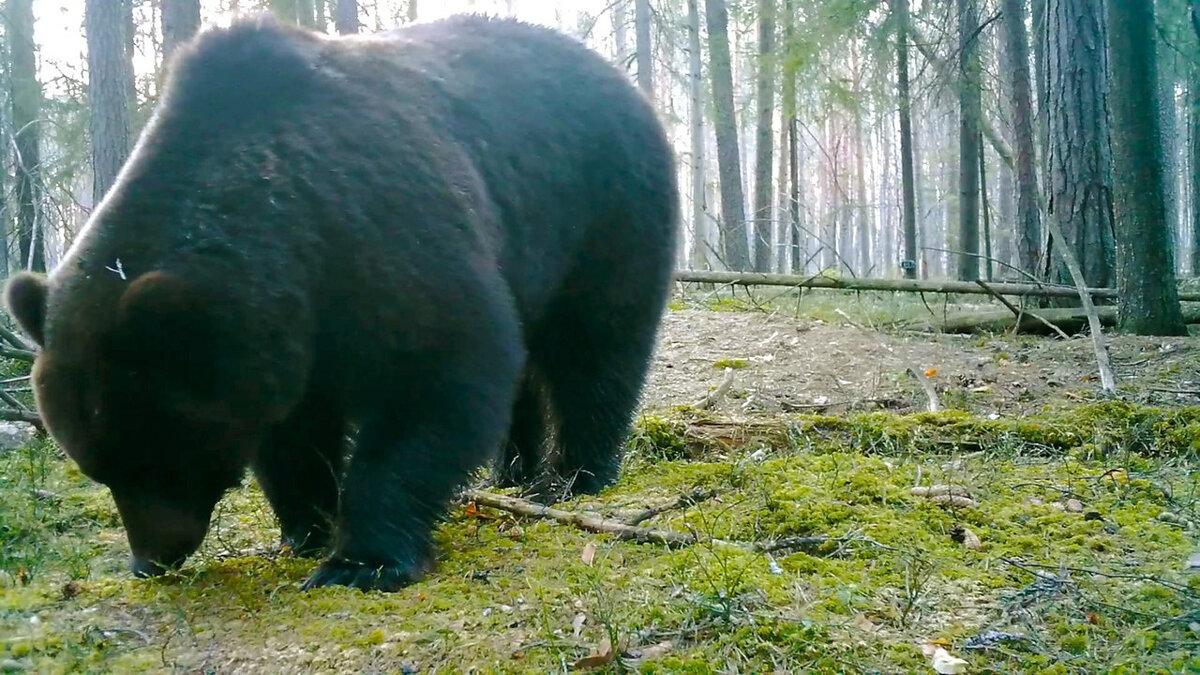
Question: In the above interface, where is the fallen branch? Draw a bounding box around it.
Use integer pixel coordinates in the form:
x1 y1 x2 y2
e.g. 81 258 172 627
693 367 735 411
975 280 1070 339
0 325 32 352
0 346 35 363
932 306 1200 335
624 488 717 526
464 489 698 547
0 407 42 427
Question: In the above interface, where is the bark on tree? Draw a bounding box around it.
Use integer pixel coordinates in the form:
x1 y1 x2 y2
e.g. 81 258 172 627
782 0 802 273
408 0 418 22
853 45 871 275
87 0 135 204
686 0 709 270
335 0 358 34
705 0 749 270
752 0 776 272
161 0 201 62
1191 62 1200 275
894 0 918 279
1046 0 1116 292
271 0 316 26
957 0 982 281
1002 0 1043 276
9 0 43 272
635 0 652 98
613 0 628 63
1106 0 1187 335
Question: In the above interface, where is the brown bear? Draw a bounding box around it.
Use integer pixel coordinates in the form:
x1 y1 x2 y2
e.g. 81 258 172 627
4 13 678 592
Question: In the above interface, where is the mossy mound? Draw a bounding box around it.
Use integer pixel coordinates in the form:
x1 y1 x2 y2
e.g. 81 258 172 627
1 403 1197 673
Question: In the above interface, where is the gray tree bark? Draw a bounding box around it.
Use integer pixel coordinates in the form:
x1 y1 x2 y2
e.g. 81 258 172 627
752 0 775 272
1046 0 1116 292
335 0 358 34
957 0 982 280
705 0 749 270
1002 0 1043 275
894 0 918 279
782 0 802 273
9 0 43 271
161 0 201 62
1106 0 1187 334
635 0 652 98
86 0 135 204
686 0 709 270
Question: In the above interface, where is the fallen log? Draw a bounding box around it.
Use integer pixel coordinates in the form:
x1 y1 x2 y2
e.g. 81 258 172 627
934 306 1200 335
673 270 1200 302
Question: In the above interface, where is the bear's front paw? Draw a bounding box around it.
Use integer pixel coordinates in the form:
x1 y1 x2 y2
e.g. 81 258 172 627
300 556 430 592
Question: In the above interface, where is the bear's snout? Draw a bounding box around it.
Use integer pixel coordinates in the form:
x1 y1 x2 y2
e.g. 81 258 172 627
112 490 213 578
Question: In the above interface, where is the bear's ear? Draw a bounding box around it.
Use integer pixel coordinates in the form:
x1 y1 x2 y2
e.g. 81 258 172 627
110 271 230 413
4 271 49 347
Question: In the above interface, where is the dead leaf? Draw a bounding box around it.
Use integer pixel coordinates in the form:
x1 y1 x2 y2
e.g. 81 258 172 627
631 640 675 662
572 638 615 670
925 368 939 377
581 541 597 566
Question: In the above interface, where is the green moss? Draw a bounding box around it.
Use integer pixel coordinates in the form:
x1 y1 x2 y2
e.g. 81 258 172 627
2 403 1198 672
711 358 749 370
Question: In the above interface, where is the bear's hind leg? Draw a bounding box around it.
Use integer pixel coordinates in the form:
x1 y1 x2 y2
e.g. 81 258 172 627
493 371 549 489
533 310 660 500
252 390 347 558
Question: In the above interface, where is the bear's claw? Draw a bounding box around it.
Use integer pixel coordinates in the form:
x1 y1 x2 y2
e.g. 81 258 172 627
300 557 426 592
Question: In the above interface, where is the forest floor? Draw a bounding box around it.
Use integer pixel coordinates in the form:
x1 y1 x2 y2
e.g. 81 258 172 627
2 291 1199 673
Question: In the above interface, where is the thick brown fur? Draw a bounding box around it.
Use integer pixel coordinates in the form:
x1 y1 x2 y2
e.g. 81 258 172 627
4 13 678 591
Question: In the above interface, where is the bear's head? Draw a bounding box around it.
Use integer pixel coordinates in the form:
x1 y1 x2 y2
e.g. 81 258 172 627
4 269 274 577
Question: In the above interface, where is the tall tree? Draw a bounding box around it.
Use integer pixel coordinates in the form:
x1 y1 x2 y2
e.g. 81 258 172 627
782 0 803 273
161 0 201 62
1002 0 1043 275
705 0 749 270
87 0 135 205
1106 0 1187 335
1192 60 1200 275
9 0 43 272
271 0 316 26
634 0 652 98
1046 0 1115 290
408 0 418 22
752 0 776 272
335 0 358 34
957 0 982 280
686 0 709 270
894 0 918 280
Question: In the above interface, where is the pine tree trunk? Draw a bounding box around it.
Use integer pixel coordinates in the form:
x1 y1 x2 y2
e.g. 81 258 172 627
894 0 918 279
686 0 709 270
1106 0 1187 335
161 0 201 62
782 0 801 272
335 0 358 34
957 0 982 281
1002 0 1043 277
408 0 417 22
612 1 628 63
86 0 135 206
9 0 43 272
1191 63 1200 275
752 0 776 272
635 0 652 98
705 0 749 270
1046 0 1116 293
